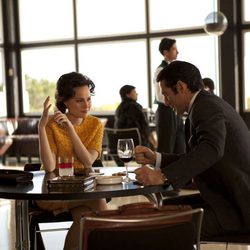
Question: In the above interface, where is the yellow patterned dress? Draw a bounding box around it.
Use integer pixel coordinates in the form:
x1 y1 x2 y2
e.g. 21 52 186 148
37 115 104 215
46 114 103 169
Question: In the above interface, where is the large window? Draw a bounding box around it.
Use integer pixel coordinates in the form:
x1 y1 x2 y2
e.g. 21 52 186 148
149 0 215 31
0 1 3 44
78 40 147 112
18 0 219 115
243 0 250 22
150 35 219 108
19 0 74 42
0 1 6 117
243 32 250 111
76 0 146 37
21 46 75 113
0 50 6 117
243 0 250 111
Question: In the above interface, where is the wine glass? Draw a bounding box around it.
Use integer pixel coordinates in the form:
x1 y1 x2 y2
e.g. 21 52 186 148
117 138 134 182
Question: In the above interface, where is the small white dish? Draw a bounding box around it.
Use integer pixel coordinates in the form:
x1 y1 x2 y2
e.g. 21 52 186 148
96 175 123 185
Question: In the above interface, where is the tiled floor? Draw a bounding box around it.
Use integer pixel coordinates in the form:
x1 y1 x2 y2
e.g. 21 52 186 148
0 161 250 250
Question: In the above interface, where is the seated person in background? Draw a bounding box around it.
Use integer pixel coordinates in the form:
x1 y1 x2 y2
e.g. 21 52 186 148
37 72 107 250
134 61 250 239
203 77 215 94
115 85 156 149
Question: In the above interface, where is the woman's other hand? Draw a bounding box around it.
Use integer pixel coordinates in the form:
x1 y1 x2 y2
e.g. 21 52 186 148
134 165 165 185
54 110 73 129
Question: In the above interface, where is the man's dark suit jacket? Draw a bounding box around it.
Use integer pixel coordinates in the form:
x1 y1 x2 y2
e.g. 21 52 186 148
161 90 250 232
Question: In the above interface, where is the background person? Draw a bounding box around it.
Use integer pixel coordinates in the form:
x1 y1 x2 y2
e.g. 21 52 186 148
203 77 215 94
115 85 156 149
135 61 250 239
37 72 107 250
153 37 185 154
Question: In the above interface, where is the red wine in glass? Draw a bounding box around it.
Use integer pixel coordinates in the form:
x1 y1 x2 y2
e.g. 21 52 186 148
117 138 134 182
119 156 133 163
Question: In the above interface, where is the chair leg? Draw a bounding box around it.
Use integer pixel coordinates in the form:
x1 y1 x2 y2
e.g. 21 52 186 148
34 229 37 250
29 220 46 250
35 224 46 250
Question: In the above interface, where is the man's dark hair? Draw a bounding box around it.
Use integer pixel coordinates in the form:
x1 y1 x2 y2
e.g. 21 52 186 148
119 85 135 101
55 72 95 113
157 61 204 93
159 38 176 55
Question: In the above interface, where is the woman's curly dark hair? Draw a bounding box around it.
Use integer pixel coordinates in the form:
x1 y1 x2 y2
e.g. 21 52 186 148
55 72 95 113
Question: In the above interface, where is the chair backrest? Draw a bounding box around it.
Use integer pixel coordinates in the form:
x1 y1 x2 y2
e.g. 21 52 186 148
92 159 103 167
104 127 142 155
79 202 203 250
24 163 42 171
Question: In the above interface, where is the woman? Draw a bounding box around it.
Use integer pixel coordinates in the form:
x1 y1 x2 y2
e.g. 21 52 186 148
37 72 107 250
115 85 157 150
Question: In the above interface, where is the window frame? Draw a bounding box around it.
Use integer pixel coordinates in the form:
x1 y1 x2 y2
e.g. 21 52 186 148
2 0 250 129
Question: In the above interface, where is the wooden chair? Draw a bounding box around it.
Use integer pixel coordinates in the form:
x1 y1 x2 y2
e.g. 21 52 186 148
79 202 204 250
103 127 141 166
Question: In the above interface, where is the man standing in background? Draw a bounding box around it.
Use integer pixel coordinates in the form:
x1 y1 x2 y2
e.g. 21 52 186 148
153 38 185 153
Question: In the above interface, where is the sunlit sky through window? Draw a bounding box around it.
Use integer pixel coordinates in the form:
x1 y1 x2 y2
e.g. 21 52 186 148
19 0 220 113
1 0 250 115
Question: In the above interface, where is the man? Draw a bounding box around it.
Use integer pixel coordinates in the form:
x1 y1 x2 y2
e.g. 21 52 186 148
115 85 152 147
135 61 250 238
203 77 215 94
153 37 185 154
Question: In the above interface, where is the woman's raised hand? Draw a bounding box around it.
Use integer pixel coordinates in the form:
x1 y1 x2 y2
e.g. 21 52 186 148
39 96 52 129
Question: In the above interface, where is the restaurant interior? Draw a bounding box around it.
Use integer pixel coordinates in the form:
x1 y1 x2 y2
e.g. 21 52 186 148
1 0 250 249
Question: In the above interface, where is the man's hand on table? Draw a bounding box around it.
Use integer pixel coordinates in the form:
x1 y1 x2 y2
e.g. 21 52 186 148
134 165 165 186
